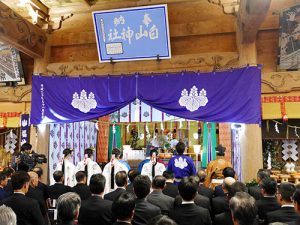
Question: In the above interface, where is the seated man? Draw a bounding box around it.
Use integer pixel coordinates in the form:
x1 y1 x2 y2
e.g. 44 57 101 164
72 171 91 200
1 171 44 225
141 149 165 181
112 192 135 225
126 169 140 195
0 171 9 201
3 167 14 196
32 167 48 201
248 169 270 200
169 176 211 225
0 205 17 225
289 189 300 225
48 171 72 200
57 192 81 225
162 170 178 198
214 167 236 197
104 171 127 202
197 170 213 200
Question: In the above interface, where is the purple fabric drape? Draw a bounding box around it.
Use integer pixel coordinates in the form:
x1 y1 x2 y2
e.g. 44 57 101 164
31 66 261 125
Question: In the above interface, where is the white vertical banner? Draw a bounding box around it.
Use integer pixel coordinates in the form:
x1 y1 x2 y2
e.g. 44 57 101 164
130 99 140 122
152 107 162 122
120 105 130 122
141 101 151 122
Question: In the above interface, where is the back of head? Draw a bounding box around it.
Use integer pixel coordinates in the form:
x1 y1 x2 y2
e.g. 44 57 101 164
175 142 185 155
57 192 81 223
133 175 151 199
21 143 32 152
112 148 121 159
148 215 178 225
0 171 7 182
223 177 236 192
53 171 64 183
11 171 30 190
216 145 226 156
128 169 140 183
228 181 247 199
84 148 94 158
28 171 38 186
75 171 86 183
260 178 277 196
223 167 235 178
178 176 198 201
229 192 257 225
257 169 270 182
152 176 166 189
279 182 296 202
197 170 206 183
0 205 16 225
3 167 14 178
89 174 106 194
32 167 43 178
163 170 174 180
293 189 300 206
63 148 73 158
112 192 135 220
115 171 127 187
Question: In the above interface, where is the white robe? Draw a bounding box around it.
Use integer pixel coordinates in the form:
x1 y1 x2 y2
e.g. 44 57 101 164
141 161 165 181
102 160 128 194
52 159 76 187
76 158 102 185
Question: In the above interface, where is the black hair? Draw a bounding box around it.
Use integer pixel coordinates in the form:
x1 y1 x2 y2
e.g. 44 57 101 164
222 167 235 178
148 215 178 225
112 148 121 158
293 189 300 205
32 167 43 178
178 176 198 201
260 178 277 196
112 192 135 220
63 148 73 157
228 181 247 199
162 170 174 180
175 142 185 155
75 171 86 183
152 176 166 189
115 171 127 187
11 171 30 190
133 175 151 199
53 171 64 183
0 172 7 182
84 148 94 158
3 167 14 178
128 169 140 183
20 143 32 151
216 145 226 156
279 182 296 202
89 174 106 194
257 169 270 181
150 149 158 157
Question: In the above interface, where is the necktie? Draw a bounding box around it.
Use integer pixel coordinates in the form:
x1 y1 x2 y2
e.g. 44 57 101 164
111 165 115 189
152 163 157 179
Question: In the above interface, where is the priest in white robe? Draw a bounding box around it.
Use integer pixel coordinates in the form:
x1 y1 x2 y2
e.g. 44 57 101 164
102 148 128 194
141 149 165 181
52 148 76 187
76 148 102 185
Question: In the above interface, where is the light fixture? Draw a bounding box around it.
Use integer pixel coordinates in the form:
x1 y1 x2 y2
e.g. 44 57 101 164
193 144 201 154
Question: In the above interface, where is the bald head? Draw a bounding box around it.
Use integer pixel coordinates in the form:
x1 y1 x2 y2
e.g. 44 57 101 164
223 177 236 192
197 170 206 183
28 172 38 187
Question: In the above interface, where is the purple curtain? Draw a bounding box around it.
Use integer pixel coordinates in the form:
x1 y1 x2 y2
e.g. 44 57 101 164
31 66 261 125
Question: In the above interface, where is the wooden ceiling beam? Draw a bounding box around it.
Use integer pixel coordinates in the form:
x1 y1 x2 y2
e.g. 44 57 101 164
0 2 47 58
237 0 271 44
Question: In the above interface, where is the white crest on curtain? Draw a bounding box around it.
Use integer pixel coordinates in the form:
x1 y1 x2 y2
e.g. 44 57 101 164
174 157 188 169
179 86 208 112
71 90 97 113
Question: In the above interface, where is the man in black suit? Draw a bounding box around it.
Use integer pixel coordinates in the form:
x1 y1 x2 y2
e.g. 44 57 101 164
1 171 45 225
132 175 161 225
126 169 140 195
288 189 300 225
256 178 280 224
78 174 114 225
112 192 135 225
162 170 178 198
266 182 299 224
3 167 14 196
105 171 127 201
48 171 72 200
229 192 257 225
197 170 213 200
169 176 212 225
72 171 91 200
32 167 49 201
248 169 270 200
56 192 81 225
147 175 174 215
0 171 9 201
214 167 235 197
215 181 248 225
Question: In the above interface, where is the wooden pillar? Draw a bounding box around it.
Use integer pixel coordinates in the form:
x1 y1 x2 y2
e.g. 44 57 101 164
97 116 110 162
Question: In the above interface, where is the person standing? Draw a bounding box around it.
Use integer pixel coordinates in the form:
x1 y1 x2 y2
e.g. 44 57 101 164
141 149 165 181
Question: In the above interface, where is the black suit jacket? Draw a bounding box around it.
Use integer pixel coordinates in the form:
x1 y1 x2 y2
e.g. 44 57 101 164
1 193 45 225
198 184 214 200
147 190 174 215
174 194 211 214
256 196 280 222
4 179 13 196
169 203 211 225
126 183 134 195
72 183 91 200
113 222 132 225
132 198 161 225
48 183 72 199
248 185 263 200
214 185 225 197
37 181 48 201
78 195 114 225
26 186 47 216
162 182 179 198
215 211 233 225
266 207 299 223
212 196 228 215
104 187 126 202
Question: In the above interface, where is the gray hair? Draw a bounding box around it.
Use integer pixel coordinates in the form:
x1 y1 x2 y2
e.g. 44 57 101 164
229 192 257 225
57 192 81 223
0 205 17 225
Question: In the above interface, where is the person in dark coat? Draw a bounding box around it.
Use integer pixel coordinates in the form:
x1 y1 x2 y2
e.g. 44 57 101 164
112 192 135 225
126 169 140 195
1 171 45 225
197 170 213 200
214 167 236 197
3 167 14 196
104 171 127 202
56 192 81 225
48 170 72 200
248 169 270 200
288 189 300 225
0 171 9 201
78 174 114 225
162 170 178 198
32 166 49 201
72 171 91 200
